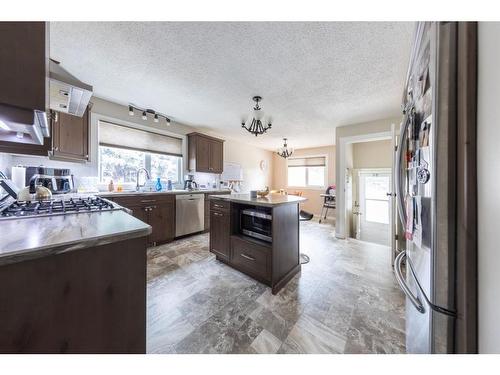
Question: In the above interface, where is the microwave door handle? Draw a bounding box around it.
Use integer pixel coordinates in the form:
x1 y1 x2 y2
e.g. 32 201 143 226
394 251 425 313
395 109 411 229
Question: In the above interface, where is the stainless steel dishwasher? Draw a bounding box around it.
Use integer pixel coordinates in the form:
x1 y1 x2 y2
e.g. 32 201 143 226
175 193 205 237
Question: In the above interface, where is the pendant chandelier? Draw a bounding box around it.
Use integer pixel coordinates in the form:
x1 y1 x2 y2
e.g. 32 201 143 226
277 138 294 159
241 96 272 136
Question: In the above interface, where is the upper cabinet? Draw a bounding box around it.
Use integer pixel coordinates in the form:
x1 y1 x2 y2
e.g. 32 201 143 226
50 105 91 162
188 133 224 174
0 22 51 155
0 22 48 113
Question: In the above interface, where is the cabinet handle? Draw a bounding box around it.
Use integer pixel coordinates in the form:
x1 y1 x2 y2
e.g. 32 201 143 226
213 204 224 208
240 253 256 261
141 199 156 203
213 212 223 217
53 147 59 151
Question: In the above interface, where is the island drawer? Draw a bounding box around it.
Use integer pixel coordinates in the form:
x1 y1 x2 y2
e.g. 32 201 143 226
231 236 271 281
210 199 230 212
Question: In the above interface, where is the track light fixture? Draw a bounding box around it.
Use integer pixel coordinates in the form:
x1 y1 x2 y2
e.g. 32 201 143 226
128 103 171 126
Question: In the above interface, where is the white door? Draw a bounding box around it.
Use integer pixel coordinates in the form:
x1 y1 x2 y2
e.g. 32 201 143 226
358 171 391 246
390 123 398 264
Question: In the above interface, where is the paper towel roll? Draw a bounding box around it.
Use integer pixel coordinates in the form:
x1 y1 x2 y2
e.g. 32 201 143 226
11 166 26 189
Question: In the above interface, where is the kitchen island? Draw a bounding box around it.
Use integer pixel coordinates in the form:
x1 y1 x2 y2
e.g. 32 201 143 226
208 193 307 294
0 197 151 353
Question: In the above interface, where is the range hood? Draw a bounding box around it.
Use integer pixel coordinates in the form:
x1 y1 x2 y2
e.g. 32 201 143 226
49 59 93 117
0 104 49 145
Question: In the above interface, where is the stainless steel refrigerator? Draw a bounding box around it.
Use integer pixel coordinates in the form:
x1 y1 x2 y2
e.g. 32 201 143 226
394 22 477 354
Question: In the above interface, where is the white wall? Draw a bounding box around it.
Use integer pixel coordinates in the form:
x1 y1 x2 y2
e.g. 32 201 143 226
477 22 500 354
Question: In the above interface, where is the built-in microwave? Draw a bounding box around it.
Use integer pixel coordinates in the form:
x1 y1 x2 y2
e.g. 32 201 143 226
240 208 272 242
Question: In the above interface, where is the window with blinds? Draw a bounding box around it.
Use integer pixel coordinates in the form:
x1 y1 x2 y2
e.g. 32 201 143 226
287 156 327 188
98 121 183 184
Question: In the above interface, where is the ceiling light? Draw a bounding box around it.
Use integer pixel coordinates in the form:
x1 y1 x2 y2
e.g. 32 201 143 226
277 138 294 159
154 113 159 123
128 105 134 116
241 96 272 137
142 111 147 120
0 120 10 131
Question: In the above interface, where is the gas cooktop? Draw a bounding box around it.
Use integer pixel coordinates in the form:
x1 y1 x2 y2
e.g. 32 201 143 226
0 197 116 219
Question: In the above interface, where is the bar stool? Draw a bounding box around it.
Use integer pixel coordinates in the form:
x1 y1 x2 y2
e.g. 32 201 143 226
299 209 313 264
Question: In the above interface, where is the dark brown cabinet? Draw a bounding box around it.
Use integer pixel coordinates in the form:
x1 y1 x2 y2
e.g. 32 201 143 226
204 191 231 231
0 22 51 156
209 199 301 295
50 106 90 162
107 194 175 246
0 22 47 113
188 132 224 174
209 200 231 261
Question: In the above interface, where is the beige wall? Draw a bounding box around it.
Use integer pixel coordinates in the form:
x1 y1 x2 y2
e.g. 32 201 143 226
478 22 500 353
272 145 335 216
223 139 273 192
353 139 392 169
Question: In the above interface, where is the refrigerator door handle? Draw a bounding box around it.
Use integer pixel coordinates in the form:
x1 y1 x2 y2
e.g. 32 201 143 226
395 250 425 314
395 107 412 229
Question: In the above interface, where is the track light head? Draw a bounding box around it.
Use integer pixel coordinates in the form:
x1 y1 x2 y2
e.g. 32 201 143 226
142 111 147 120
154 113 159 123
128 105 134 116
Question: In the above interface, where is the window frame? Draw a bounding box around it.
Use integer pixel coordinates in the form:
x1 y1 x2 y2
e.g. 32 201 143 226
286 154 328 190
98 144 183 184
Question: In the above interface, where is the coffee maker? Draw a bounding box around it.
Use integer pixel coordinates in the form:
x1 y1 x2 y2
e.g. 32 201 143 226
25 166 74 195
184 174 198 191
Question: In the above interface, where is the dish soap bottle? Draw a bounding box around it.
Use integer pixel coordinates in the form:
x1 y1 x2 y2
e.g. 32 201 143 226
108 179 114 192
167 179 173 191
155 177 162 192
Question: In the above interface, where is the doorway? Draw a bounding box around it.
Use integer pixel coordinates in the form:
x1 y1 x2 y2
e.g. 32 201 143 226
354 170 391 246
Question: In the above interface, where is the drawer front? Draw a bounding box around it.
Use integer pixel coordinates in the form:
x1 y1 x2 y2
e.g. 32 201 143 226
106 194 174 208
231 237 271 281
210 199 230 212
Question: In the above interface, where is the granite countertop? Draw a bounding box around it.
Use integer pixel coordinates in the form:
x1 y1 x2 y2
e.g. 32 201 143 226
209 193 307 207
98 188 231 198
0 210 151 266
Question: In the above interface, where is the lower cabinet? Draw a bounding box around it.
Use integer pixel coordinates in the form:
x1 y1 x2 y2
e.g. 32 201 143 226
231 236 271 282
107 195 175 247
209 208 231 261
204 191 231 232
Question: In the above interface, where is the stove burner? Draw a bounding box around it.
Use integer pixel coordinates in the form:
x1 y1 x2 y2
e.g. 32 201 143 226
0 197 116 219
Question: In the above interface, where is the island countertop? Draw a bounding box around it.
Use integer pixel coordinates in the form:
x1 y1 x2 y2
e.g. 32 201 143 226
0 210 151 266
208 193 307 207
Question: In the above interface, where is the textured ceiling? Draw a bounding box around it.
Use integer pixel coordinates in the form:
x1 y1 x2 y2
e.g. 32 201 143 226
50 22 414 150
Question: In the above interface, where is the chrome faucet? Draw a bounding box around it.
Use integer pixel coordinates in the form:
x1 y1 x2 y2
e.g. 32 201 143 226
136 168 151 191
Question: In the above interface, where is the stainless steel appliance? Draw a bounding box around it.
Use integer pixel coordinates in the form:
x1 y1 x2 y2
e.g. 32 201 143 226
240 208 272 242
49 59 93 117
394 22 477 353
184 174 198 191
175 193 204 237
0 196 116 220
25 167 74 195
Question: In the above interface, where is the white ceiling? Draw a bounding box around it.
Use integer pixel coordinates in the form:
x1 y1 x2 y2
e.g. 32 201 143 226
50 22 414 150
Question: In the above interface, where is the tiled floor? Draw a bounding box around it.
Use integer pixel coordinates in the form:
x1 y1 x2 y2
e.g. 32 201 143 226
146 220 406 354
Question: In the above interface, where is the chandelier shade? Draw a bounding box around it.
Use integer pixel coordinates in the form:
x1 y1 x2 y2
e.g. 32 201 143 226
241 96 272 136
277 138 294 159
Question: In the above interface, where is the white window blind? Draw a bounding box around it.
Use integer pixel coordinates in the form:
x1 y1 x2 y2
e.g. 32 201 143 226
99 121 182 156
288 156 326 167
